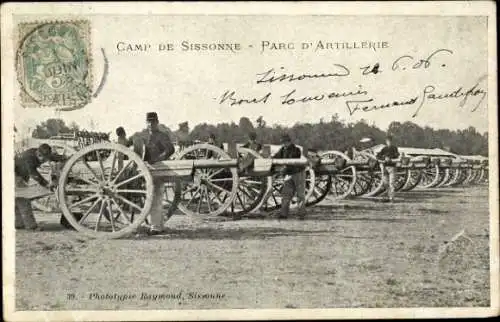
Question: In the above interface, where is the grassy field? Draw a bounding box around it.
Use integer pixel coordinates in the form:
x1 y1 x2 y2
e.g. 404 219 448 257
15 186 490 310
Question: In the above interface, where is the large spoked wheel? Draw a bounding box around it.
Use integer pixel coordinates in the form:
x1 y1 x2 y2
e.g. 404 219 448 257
57 143 154 239
175 144 239 219
360 154 385 197
418 164 441 189
401 169 423 191
262 166 315 211
321 151 357 201
225 147 271 216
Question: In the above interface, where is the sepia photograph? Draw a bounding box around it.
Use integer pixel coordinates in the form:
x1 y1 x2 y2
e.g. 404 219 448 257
2 1 498 321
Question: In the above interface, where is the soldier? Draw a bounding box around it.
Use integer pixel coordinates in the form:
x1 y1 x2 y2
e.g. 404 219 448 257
376 135 400 202
242 131 262 152
14 144 66 230
116 126 133 147
206 132 224 158
141 112 175 235
273 133 306 219
207 133 224 149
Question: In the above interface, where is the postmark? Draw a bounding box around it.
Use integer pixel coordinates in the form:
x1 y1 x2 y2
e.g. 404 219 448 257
16 20 92 111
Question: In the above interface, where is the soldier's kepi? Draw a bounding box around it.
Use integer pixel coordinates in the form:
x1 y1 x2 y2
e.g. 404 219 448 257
143 112 175 235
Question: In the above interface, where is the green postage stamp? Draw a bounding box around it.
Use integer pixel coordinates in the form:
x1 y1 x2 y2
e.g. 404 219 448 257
16 20 92 111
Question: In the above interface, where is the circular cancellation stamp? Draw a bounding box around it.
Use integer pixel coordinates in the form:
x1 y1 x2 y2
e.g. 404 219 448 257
16 20 93 111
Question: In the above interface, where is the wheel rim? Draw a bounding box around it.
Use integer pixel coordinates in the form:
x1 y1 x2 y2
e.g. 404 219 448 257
306 174 332 206
226 147 271 216
355 152 384 197
320 151 356 201
58 143 153 238
418 164 440 188
394 169 410 192
401 169 423 191
444 168 461 186
175 144 239 218
262 166 315 211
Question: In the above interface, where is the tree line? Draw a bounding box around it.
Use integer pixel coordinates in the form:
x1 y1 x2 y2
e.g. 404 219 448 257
31 115 488 156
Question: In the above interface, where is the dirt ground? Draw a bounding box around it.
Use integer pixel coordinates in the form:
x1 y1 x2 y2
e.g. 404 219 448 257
15 186 490 310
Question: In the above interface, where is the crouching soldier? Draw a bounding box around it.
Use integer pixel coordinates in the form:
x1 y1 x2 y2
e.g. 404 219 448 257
273 133 306 219
14 144 66 230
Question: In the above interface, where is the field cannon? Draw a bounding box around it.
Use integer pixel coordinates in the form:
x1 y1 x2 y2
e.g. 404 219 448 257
20 139 488 239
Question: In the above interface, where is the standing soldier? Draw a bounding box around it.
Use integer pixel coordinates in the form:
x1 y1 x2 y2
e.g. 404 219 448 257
207 132 224 149
273 133 306 219
376 135 400 202
139 112 175 235
115 126 133 171
242 131 262 152
116 126 133 147
206 132 224 158
14 144 66 230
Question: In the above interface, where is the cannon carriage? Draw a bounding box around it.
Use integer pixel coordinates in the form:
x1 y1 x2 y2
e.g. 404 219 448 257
21 134 488 239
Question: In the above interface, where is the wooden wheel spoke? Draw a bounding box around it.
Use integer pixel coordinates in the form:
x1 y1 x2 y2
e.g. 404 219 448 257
182 185 199 196
111 160 133 184
196 186 204 213
236 193 245 207
110 198 132 224
81 160 101 183
209 177 235 182
79 197 103 224
96 149 106 181
109 151 117 180
115 189 147 194
206 181 231 195
69 193 99 209
207 168 224 179
205 187 214 212
66 187 98 193
207 188 224 205
185 187 202 208
95 200 106 232
115 194 143 212
107 198 116 232
115 173 144 188
239 185 255 200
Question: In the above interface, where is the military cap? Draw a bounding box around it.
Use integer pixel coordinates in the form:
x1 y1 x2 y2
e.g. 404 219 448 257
37 143 52 156
146 112 158 121
280 133 292 143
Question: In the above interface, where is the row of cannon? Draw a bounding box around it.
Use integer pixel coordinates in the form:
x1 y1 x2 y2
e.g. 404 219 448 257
26 141 488 239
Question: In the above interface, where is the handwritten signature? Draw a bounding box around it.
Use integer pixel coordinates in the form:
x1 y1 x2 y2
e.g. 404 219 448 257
216 48 487 117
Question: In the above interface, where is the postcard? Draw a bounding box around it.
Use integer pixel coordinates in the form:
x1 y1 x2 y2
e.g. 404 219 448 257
2 1 498 321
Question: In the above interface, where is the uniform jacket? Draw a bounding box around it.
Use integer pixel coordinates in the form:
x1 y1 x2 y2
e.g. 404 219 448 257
273 143 303 175
15 148 65 186
376 145 400 167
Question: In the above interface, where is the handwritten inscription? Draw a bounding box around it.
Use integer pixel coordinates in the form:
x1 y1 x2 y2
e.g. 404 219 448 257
256 66 350 84
392 49 453 71
216 48 487 118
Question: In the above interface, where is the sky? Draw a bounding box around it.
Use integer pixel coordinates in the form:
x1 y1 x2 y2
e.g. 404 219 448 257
13 15 489 138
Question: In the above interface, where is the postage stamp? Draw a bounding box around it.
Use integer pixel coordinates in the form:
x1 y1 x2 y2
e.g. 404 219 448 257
1 2 498 322
16 20 92 111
